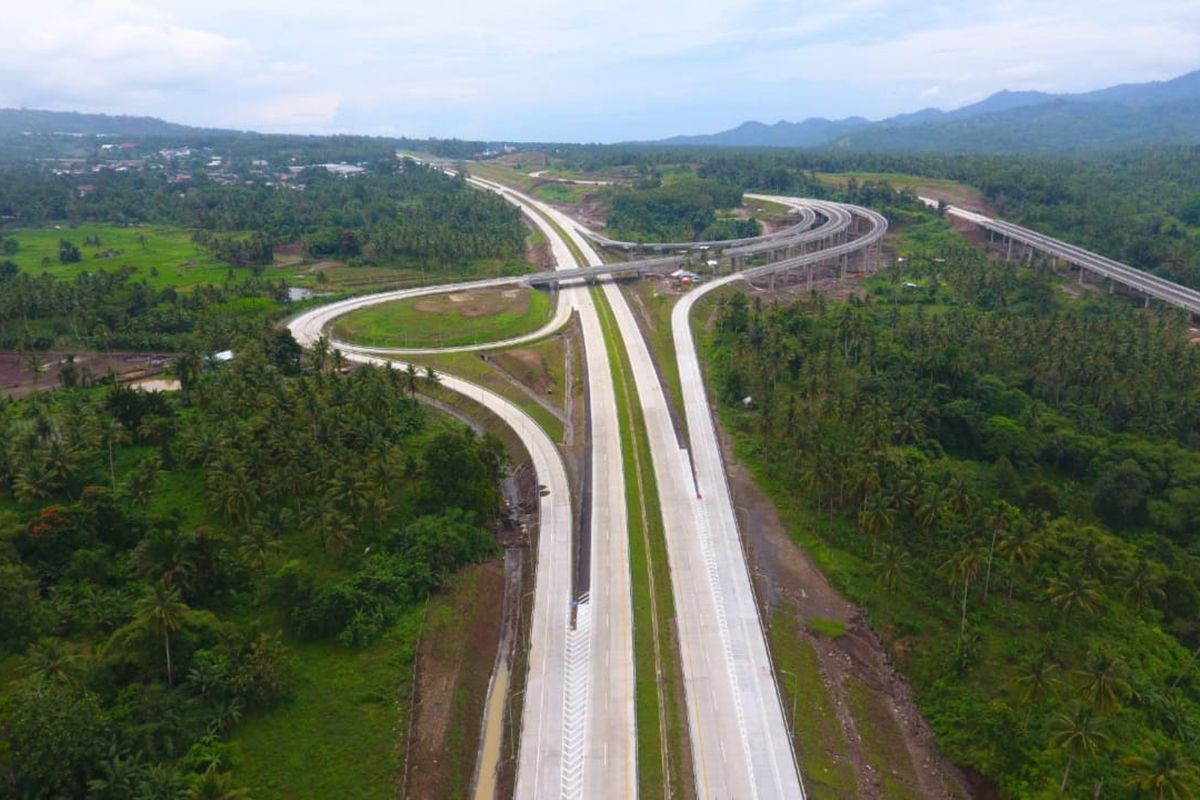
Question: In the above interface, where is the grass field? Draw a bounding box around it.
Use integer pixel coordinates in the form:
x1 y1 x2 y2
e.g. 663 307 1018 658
331 286 554 349
532 183 594 204
229 608 424 800
466 161 538 192
2 224 248 289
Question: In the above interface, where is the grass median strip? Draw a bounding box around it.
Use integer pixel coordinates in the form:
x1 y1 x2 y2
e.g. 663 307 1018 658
591 287 691 800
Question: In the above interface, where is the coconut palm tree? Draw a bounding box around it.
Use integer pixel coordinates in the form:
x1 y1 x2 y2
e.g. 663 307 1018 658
1046 570 1103 619
872 543 908 592
997 521 1043 598
1007 653 1060 724
1123 559 1166 613
22 637 78 683
1123 744 1198 800
939 543 984 639
136 581 188 687
1075 650 1131 716
187 767 250 800
1049 707 1110 793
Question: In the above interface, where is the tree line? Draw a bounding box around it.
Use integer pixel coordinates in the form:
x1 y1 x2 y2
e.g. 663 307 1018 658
0 326 505 798
707 216 1200 796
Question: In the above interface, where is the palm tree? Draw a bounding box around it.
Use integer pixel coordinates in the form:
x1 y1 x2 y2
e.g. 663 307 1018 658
22 637 78 682
130 528 196 591
404 363 419 396
1123 744 1198 800
1007 653 1059 723
1075 651 1131 716
137 763 188 800
872 543 908 592
997 521 1043 598
1124 559 1166 612
1049 707 1110 792
95 415 130 490
423 366 440 391
1046 570 1103 619
939 543 984 640
187 767 250 800
87 748 145 799
136 581 189 687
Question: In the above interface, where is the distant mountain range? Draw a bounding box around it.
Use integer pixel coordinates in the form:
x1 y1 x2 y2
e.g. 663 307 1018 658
0 108 235 138
656 69 1200 152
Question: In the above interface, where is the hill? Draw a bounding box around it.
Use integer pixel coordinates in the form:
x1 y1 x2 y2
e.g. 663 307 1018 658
656 69 1200 152
0 108 234 137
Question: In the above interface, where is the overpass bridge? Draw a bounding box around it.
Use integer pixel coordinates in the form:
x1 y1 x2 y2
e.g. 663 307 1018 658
939 202 1200 317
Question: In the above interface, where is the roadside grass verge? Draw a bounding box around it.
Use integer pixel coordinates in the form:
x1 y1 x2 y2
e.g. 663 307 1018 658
591 287 691 799
769 610 858 800
522 204 587 268
467 161 538 193
412 347 565 444
846 679 923 800
331 286 553 349
621 280 685 429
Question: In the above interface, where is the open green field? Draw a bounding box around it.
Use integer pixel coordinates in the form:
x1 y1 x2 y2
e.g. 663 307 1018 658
815 172 987 209
532 183 595 204
2 224 248 289
331 286 554 349
229 610 422 800
466 161 538 192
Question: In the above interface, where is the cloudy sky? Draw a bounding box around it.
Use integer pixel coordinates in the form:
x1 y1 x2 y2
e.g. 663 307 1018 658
2 0 1198 141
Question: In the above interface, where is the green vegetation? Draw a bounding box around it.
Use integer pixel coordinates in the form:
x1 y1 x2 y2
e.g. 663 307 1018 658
413 346 565 443
331 286 554 349
621 281 685 433
230 610 423 799
0 326 507 799
606 175 758 242
769 610 858 799
1 224 236 289
1 162 528 272
705 214 1200 796
806 617 846 639
532 183 592 204
591 288 690 799
846 680 922 799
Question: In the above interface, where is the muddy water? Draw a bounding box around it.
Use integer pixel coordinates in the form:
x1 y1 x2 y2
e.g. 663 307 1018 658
472 662 509 800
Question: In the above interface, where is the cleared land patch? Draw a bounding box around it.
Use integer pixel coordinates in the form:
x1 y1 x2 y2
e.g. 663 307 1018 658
814 171 989 212
331 286 554 349
2 223 242 289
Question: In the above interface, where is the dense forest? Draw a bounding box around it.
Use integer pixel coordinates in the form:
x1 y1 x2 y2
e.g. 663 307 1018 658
0 161 526 268
0 325 505 798
604 174 757 242
706 216 1200 796
0 266 287 351
549 145 1200 291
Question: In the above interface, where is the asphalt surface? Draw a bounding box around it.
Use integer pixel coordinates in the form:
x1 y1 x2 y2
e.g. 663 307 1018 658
290 170 888 799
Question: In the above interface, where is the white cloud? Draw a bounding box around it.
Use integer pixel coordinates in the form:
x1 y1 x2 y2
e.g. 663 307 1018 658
0 0 254 110
0 0 1197 139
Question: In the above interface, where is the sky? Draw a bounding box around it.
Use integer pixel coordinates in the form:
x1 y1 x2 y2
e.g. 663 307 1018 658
2 0 1198 142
